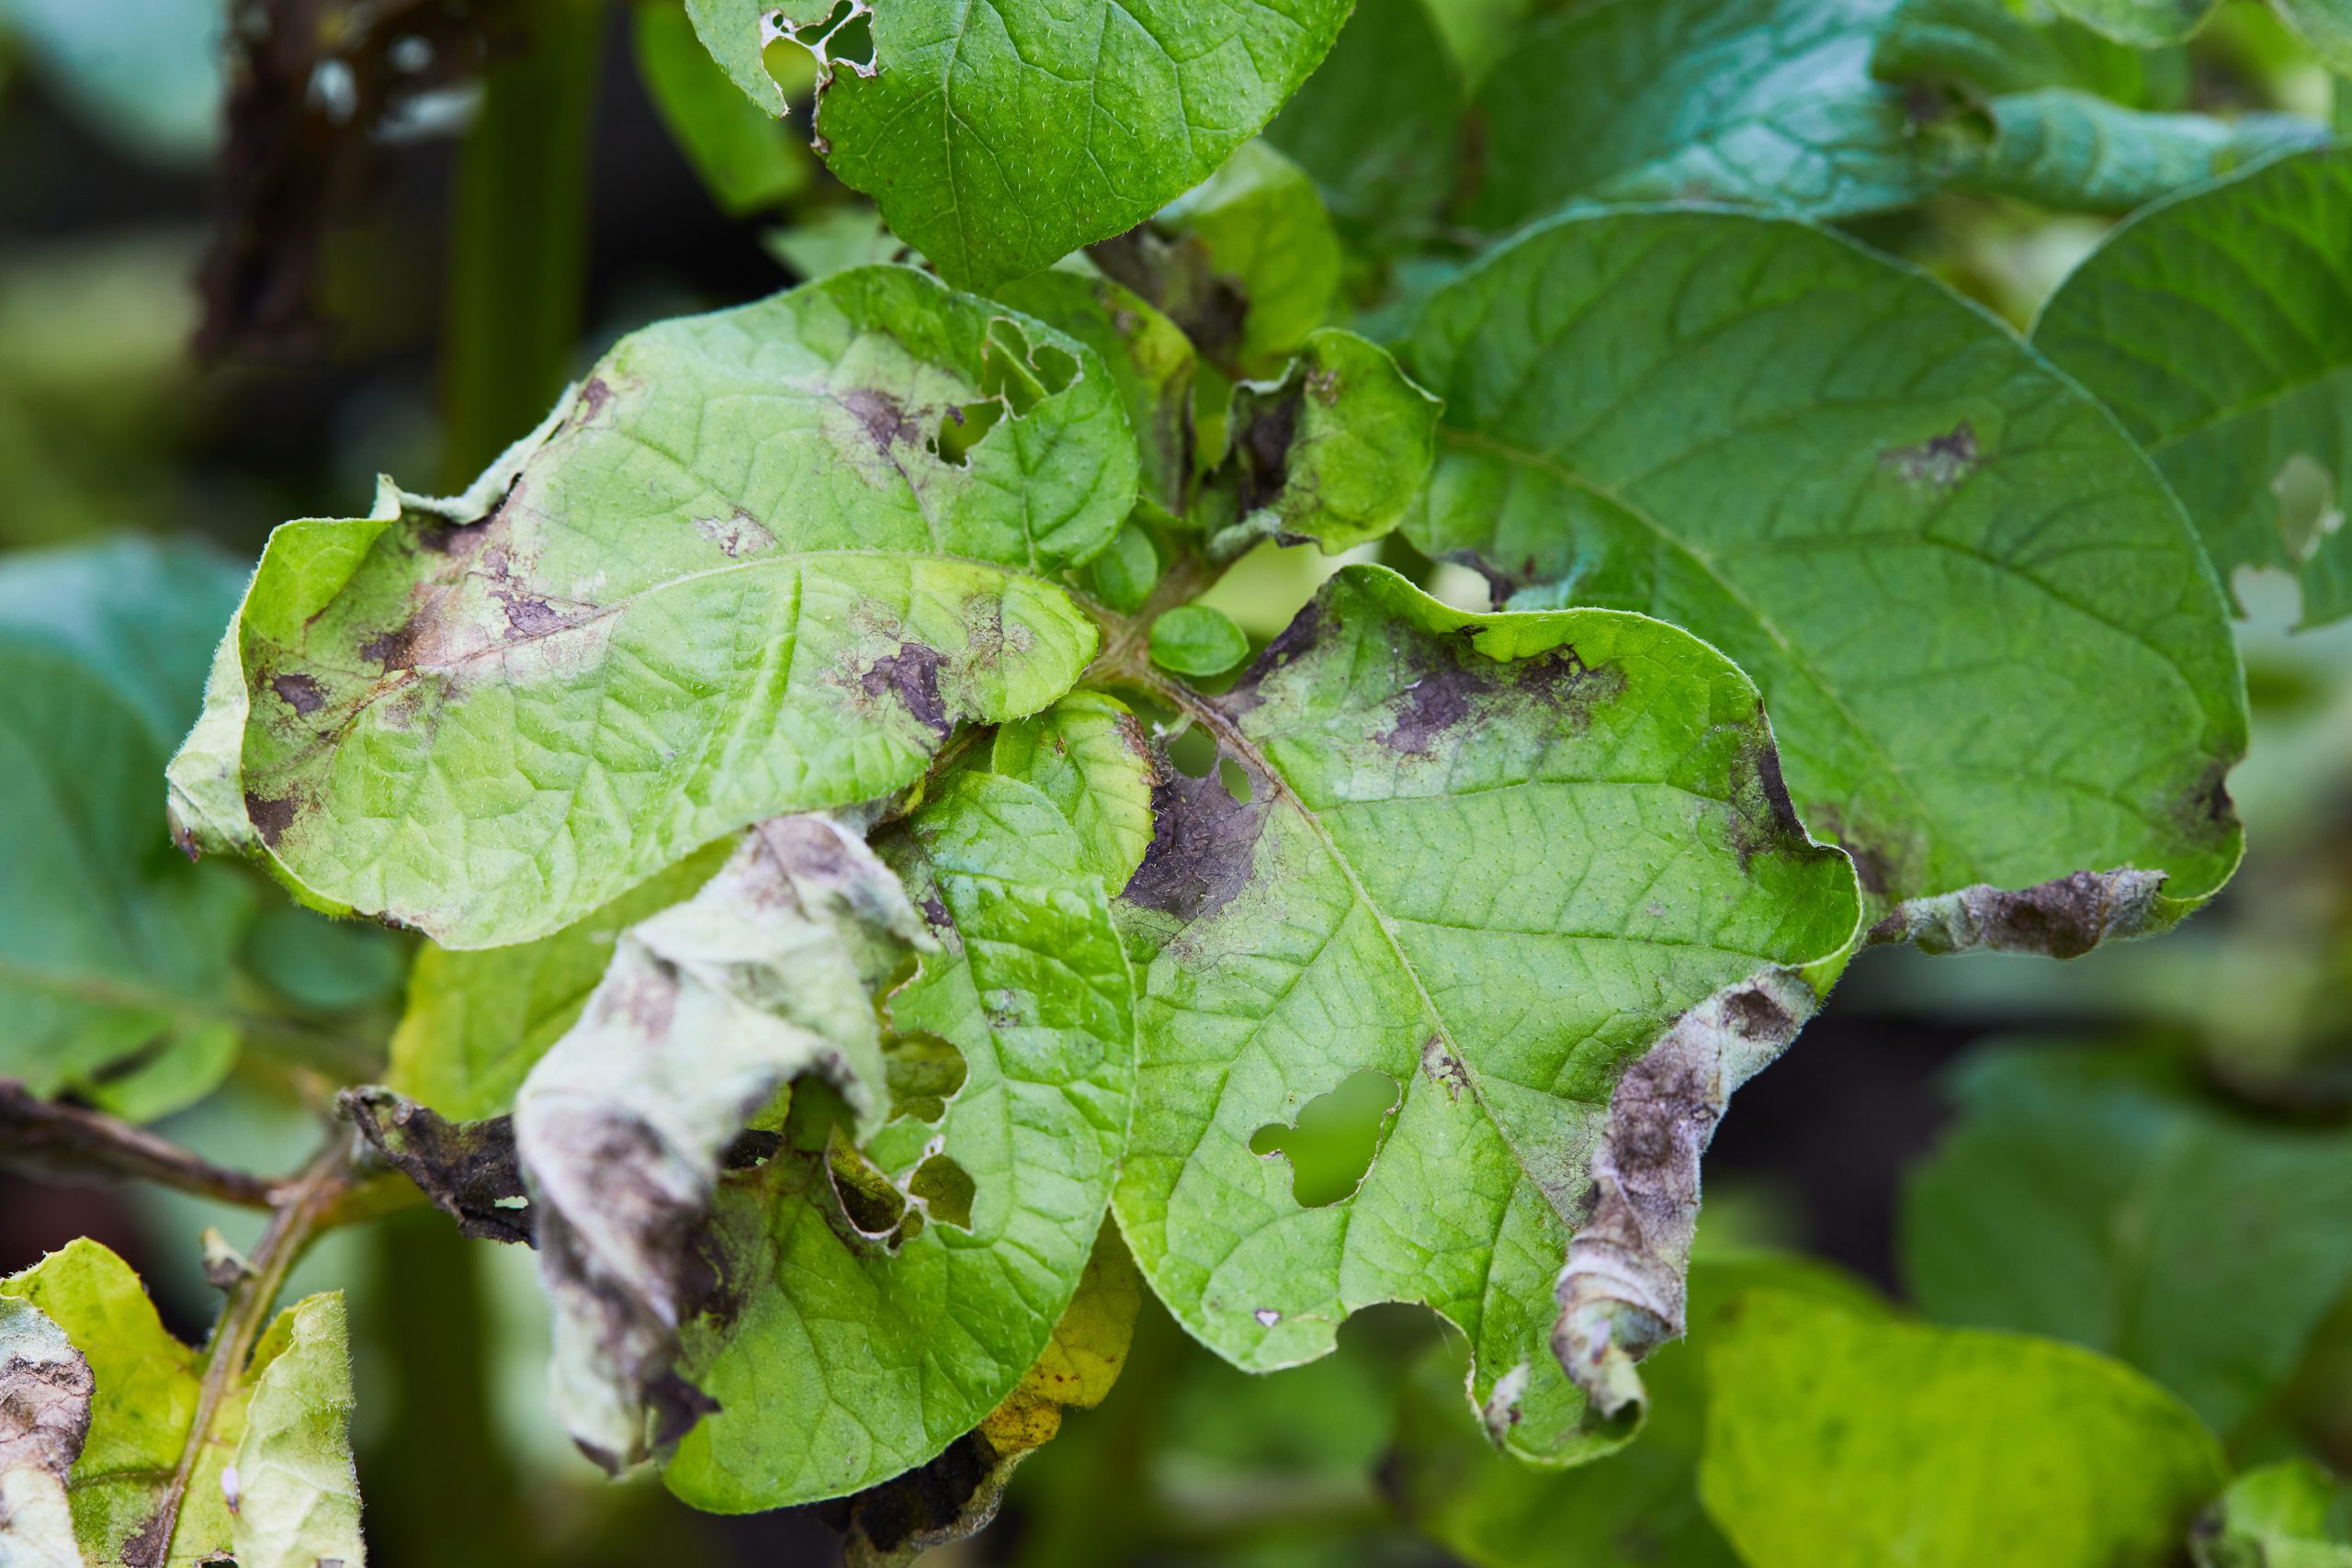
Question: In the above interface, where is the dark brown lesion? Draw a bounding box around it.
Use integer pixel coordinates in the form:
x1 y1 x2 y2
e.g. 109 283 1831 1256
1120 747 1272 924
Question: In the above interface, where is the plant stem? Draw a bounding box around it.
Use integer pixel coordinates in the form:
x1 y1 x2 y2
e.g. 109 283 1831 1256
137 1137 353 1562
0 1079 281 1210
439 0 607 489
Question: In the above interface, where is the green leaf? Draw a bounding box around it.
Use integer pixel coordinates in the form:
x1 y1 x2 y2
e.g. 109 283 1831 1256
1265 0 1464 250
1871 0 2188 107
0 541 259 1119
1404 209 2246 942
166 266 1127 949
2273 0 2352 72
1701 1288 2229 1568
2194 1460 2352 1568
684 0 1352 288
992 269 1199 514
1464 0 1929 233
989 691 1159 890
828 1222 1144 1565
1091 141 1344 379
2032 148 2352 629
1196 327 1442 558
513 814 933 1470
2045 0 2221 47
637 0 814 216
1388 1253 1883 1568
0 1242 365 1568
667 768 1140 1508
1148 604 1251 678
1901 1043 2352 1436
763 206 913 280
1111 564 1861 1462
1923 90 2324 213
385 841 733 1122
1081 523 1163 614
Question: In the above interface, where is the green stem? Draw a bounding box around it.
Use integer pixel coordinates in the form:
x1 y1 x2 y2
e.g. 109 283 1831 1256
440 0 609 489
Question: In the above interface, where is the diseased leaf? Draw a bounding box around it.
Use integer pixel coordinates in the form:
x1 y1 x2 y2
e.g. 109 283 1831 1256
513 815 932 1471
1196 327 1442 559
1464 0 1928 233
1700 1288 2228 1568
0 542 258 1121
667 768 1141 1508
991 270 1198 515
1089 141 1343 380
167 267 1126 949
0 1295 90 1568
1149 604 1251 678
0 1242 365 1568
385 841 733 1122
763 205 913 280
2194 1461 2352 1568
2045 0 2220 47
1924 91 2324 213
684 0 1352 288
1901 1043 2352 1436
1110 564 1861 1462
1387 1253 1883 1568
2033 148 2352 628
343 1087 534 1245
637 0 814 216
989 692 1159 890
829 1223 1143 1566
1405 209 2246 942
1265 0 1464 250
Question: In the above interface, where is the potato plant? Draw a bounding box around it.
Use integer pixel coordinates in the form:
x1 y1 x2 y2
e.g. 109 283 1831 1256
4 0 2352 1563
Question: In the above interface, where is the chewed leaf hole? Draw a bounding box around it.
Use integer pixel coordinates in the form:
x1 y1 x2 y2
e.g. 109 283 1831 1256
2272 452 2343 562
883 1029 967 1123
1163 724 1218 779
930 400 1005 466
1250 1069 1400 1208
1216 756 1252 805
763 0 875 83
909 1153 975 1229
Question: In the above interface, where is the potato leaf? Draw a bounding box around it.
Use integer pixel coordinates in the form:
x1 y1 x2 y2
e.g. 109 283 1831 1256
1111 564 1862 1462
684 0 1351 288
166 267 1126 949
1405 209 2246 942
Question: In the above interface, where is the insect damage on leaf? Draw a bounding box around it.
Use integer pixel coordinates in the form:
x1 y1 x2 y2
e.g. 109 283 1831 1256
0 1295 93 1562
513 813 931 1472
1554 969 1816 1416
343 1087 533 1246
166 266 1125 949
1111 565 1860 1464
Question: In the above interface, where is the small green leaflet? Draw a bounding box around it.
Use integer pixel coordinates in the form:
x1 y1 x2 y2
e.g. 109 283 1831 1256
1901 1043 2352 1436
1111 565 1861 1462
167 266 1129 949
2194 1461 2352 1568
1464 0 1928 232
669 761 1144 1508
1150 604 1250 679
0 1241 365 1568
1701 1289 2227 1568
988 692 1158 889
2034 148 2352 629
684 0 1352 288
1196 328 1442 560
636 0 813 217
1405 209 2246 942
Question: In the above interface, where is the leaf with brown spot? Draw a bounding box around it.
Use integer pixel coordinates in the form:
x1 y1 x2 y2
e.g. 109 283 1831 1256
167 266 1129 949
1112 564 1860 1466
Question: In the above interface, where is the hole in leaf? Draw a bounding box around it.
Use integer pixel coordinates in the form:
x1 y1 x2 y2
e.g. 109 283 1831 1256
930 399 1005 466
909 1153 975 1229
884 1029 967 1123
2272 452 2343 563
820 6 873 73
826 1127 907 1237
1164 725 1218 779
1250 1069 1400 1208
1028 342 1079 395
1217 756 1252 804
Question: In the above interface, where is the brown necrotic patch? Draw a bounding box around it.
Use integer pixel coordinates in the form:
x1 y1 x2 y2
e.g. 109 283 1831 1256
858 643 952 737
1374 626 1623 759
1724 713 1813 870
1881 420 1980 490
1121 747 1271 923
270 671 326 715
243 791 300 848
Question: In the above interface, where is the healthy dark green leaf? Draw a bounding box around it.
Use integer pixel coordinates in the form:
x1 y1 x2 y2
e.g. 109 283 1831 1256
1902 1043 2352 1435
1111 565 1861 1463
1265 0 1464 249
1702 1287 2229 1568
2033 148 2352 628
167 267 1129 949
1405 209 2246 942
1464 0 1928 232
684 0 1352 288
